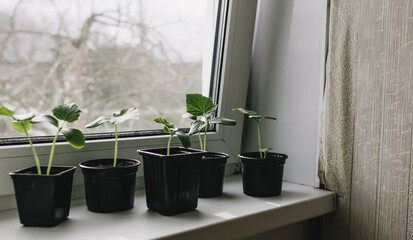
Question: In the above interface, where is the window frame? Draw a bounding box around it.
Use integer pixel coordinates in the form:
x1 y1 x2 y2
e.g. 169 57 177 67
0 0 258 208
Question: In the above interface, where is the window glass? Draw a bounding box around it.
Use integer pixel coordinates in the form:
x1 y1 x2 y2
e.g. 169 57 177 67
0 0 217 138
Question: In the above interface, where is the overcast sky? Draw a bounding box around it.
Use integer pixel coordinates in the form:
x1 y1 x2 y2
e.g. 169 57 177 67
0 0 209 62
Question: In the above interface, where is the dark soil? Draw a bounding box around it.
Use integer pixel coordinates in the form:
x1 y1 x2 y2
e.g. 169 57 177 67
203 156 223 160
89 161 136 168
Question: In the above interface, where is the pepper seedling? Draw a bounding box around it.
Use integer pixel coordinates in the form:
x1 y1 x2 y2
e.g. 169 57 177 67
154 117 191 156
232 108 276 159
85 108 140 167
184 94 236 151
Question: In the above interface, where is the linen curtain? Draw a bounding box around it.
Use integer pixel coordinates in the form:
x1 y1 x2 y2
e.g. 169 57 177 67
319 0 413 239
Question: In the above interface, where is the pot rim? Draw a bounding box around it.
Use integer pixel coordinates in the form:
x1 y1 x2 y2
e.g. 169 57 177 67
137 147 206 158
9 165 76 177
79 158 141 170
203 151 229 158
238 152 288 160
202 152 229 164
239 152 288 166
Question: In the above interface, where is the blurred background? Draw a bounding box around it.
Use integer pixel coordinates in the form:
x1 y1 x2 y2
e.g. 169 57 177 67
0 0 213 137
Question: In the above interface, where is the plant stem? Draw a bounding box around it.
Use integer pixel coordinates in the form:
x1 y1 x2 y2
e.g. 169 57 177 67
47 122 64 175
47 128 62 175
198 132 203 151
203 115 208 151
113 124 118 167
23 124 41 175
256 120 263 159
167 134 172 156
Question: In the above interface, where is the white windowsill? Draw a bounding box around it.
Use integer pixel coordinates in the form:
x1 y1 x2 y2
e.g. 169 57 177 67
0 175 335 240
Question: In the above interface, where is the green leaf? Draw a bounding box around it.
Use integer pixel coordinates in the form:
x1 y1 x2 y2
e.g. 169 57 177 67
186 94 217 117
249 115 263 121
233 108 276 121
14 112 35 121
85 116 110 128
154 117 174 128
263 116 277 120
113 108 128 117
0 106 15 117
52 103 81 122
210 117 236 126
205 105 218 117
12 120 32 133
154 117 164 124
188 120 207 135
182 113 197 120
232 108 257 116
176 131 192 148
31 114 59 127
163 126 173 134
110 108 140 125
259 146 270 153
86 108 140 128
62 128 85 149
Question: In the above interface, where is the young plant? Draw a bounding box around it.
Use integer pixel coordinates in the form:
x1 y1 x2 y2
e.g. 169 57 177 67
184 94 236 151
0 103 85 175
0 106 41 175
232 108 276 159
85 108 140 167
31 103 85 175
154 117 191 156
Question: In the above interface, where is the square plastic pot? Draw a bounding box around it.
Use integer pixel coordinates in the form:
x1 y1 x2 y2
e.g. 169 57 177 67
9 166 76 227
199 152 228 198
239 152 288 197
79 158 141 213
137 147 206 216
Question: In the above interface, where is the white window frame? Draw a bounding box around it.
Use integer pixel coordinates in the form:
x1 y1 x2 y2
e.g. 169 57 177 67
0 0 258 210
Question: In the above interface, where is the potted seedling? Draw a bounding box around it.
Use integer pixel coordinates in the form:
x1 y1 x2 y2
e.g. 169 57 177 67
233 108 288 197
184 94 236 197
79 108 141 213
137 117 206 216
2 103 85 227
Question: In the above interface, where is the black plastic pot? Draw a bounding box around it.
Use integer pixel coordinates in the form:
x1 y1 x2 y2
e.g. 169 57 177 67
137 147 206 216
239 152 288 197
199 152 228 198
79 158 141 213
9 166 76 227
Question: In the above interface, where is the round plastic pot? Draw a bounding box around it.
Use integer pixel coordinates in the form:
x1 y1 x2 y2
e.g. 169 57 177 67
79 158 140 213
239 152 288 197
199 152 228 198
137 147 206 216
9 166 76 227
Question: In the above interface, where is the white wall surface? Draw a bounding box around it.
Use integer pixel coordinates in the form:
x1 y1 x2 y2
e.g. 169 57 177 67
243 0 327 186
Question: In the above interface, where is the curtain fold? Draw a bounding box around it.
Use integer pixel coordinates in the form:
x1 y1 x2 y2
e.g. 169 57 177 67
318 0 359 239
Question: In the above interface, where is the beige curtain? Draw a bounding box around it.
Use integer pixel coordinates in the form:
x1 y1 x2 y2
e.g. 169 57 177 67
318 0 359 238
319 0 413 239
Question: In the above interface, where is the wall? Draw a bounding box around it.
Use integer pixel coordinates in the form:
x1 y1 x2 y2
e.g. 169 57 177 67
244 0 327 186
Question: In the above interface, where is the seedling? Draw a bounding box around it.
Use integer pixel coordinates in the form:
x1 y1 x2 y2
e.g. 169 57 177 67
154 117 191 156
184 94 236 151
32 103 85 175
0 103 85 175
0 106 41 174
86 108 140 167
232 108 276 159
